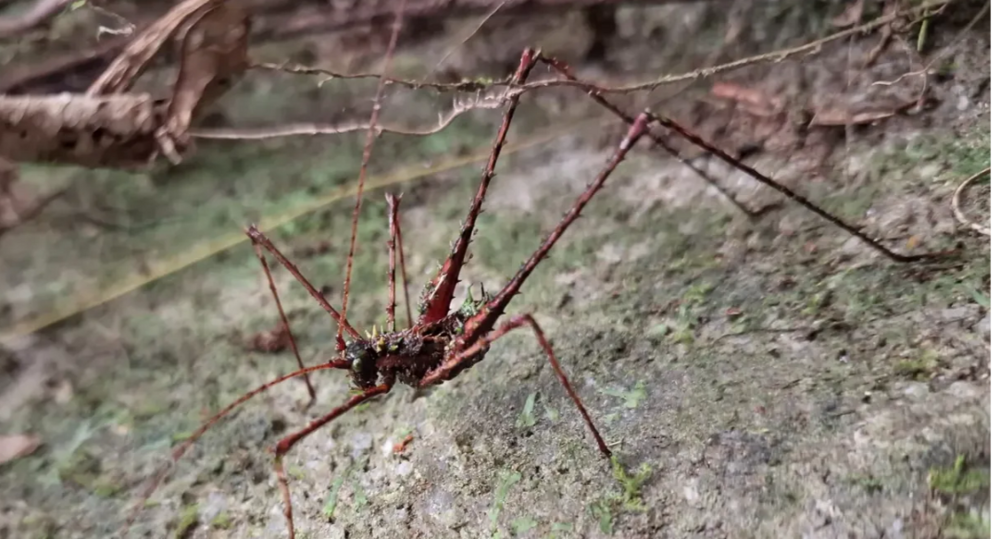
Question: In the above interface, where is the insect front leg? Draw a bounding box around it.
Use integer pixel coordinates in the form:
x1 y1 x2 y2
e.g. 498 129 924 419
246 225 362 348
419 314 610 458
272 383 392 539
249 235 317 406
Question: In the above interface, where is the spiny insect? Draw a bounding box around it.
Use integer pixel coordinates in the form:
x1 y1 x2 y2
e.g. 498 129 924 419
124 44 953 538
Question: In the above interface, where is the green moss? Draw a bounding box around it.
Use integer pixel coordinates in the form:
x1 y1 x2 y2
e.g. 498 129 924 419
928 455 989 495
611 455 654 512
173 504 199 539
322 472 349 522
944 510 990 539
210 512 232 529
894 349 939 380
511 515 538 535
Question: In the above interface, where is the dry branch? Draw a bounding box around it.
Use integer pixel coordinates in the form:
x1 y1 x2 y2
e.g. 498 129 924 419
0 93 168 168
1 0 702 94
1 0 250 168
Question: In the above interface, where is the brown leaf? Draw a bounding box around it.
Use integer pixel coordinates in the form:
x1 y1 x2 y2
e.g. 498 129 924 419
711 82 784 118
87 0 226 96
809 99 917 127
0 434 41 464
162 3 250 147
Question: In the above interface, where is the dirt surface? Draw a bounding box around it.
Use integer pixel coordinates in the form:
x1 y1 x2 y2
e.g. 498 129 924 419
0 2 991 539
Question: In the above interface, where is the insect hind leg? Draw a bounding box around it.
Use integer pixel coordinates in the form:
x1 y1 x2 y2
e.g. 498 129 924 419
420 313 610 458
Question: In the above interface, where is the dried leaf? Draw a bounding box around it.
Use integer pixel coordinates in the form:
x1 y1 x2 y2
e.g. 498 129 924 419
162 3 250 148
809 99 916 127
0 434 41 464
87 0 225 96
711 82 784 117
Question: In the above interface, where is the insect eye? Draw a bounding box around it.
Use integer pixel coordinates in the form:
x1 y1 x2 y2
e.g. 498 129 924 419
351 357 363 372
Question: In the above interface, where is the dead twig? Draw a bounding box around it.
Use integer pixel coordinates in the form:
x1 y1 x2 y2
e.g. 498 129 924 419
951 167 990 237
255 0 949 96
189 93 506 140
871 0 988 87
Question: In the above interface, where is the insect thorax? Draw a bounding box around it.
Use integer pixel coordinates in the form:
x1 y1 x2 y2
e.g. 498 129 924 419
346 286 494 389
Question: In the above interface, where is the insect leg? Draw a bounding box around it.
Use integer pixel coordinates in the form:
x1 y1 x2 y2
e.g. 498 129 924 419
417 48 539 324
273 383 392 539
246 225 362 348
250 236 317 406
419 314 609 457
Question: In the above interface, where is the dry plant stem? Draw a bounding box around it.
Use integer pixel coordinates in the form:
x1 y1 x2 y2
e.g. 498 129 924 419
871 0 989 87
646 114 954 262
251 241 317 405
188 94 505 140
339 0 408 346
274 383 391 539
385 193 402 330
247 226 361 345
539 56 759 217
252 0 948 96
951 167 990 237
423 0 511 80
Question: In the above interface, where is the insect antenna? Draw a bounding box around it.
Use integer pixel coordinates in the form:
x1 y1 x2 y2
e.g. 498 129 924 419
338 0 407 345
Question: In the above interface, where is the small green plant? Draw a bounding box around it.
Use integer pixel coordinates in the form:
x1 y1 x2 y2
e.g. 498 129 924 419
588 456 654 534
487 470 522 538
516 392 538 428
210 512 232 530
174 504 199 539
600 381 647 410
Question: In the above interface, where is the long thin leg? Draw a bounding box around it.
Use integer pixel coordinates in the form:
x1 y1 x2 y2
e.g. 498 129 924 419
121 361 349 535
538 55 759 217
390 195 414 328
273 383 392 539
338 0 408 346
251 239 317 406
644 113 956 262
417 48 538 324
458 114 650 346
385 193 401 331
420 313 609 457
246 225 361 348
